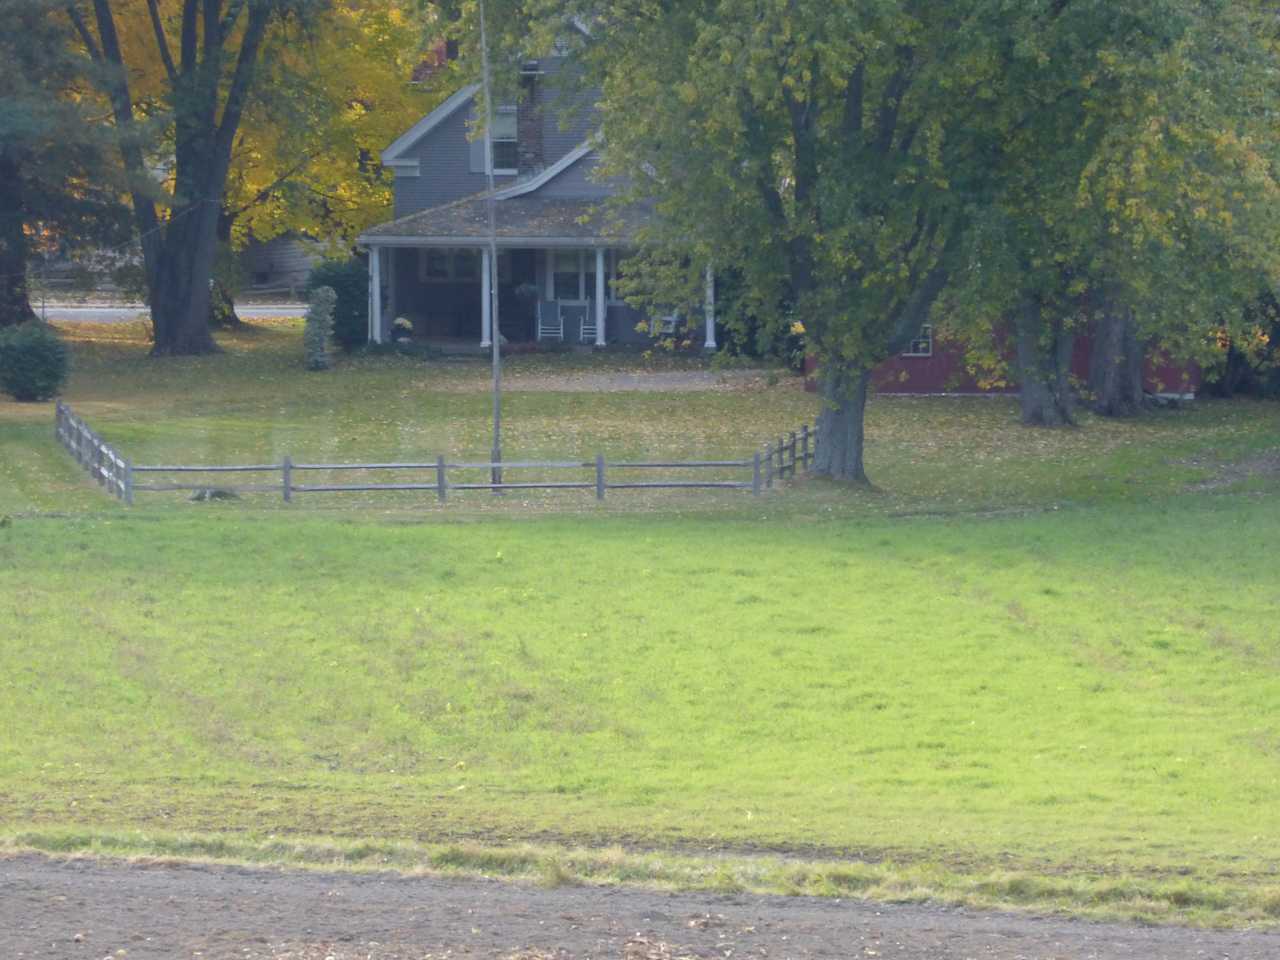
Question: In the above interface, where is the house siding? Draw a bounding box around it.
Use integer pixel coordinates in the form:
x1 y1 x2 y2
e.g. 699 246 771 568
538 57 598 160
392 102 516 219
533 155 619 200
392 60 600 220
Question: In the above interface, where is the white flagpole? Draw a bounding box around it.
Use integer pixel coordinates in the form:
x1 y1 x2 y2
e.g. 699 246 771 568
479 0 503 488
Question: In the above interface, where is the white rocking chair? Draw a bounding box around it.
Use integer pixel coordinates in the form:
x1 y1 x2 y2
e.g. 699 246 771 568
536 300 563 342
578 299 598 344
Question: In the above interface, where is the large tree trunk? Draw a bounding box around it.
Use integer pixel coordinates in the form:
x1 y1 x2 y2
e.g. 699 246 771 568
1015 297 1076 427
0 156 37 328
1088 299 1144 417
813 363 872 484
148 199 220 355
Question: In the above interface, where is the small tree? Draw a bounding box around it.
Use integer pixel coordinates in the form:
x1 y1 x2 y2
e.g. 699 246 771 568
304 286 336 370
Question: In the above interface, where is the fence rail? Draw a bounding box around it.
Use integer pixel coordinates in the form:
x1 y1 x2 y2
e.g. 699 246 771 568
54 402 817 506
55 401 134 504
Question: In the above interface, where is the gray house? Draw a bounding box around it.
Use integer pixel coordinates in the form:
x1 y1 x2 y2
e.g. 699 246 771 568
356 58 717 350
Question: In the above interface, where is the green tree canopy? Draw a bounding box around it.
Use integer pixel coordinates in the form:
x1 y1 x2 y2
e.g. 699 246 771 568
461 0 1280 480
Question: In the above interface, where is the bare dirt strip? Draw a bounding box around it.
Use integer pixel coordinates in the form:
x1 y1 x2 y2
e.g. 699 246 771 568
4 854 1279 959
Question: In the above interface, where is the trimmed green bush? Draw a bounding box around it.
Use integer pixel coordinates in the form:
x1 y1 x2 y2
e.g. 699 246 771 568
304 286 337 371
0 321 69 402
305 258 369 352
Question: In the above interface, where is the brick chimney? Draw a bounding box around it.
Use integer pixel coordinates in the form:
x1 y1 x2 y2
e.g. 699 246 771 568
517 70 545 177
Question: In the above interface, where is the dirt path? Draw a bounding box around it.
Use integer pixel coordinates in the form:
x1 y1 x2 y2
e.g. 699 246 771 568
3 855 1278 959
430 369 778 393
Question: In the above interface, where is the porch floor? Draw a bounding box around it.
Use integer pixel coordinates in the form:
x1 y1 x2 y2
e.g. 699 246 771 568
400 336 598 355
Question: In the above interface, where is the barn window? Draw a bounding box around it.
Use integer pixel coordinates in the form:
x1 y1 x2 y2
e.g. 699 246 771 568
904 324 933 357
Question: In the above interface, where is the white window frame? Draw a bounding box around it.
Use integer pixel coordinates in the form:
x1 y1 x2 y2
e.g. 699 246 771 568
553 248 585 301
904 323 933 357
490 105 518 176
550 248 605 302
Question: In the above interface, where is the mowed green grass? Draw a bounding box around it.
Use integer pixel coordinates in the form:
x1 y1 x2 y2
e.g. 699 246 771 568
1 320 1279 924
2 501 1280 918
2 318 1277 518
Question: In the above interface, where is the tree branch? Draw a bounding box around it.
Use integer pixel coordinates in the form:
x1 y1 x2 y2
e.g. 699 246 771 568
875 45 915 156
737 94 787 231
213 4 272 177
180 0 198 74
204 0 222 67
226 153 317 217
81 0 161 264
886 225 960 354
842 61 864 141
219 0 249 42
65 5 102 62
782 62 819 225
144 0 178 82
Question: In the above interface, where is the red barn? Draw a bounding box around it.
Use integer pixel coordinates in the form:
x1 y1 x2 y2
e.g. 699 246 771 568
807 325 1201 398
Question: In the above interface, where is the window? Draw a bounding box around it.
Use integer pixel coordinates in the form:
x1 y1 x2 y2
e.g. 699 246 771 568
904 324 933 357
551 249 614 301
417 248 492 283
420 249 450 281
452 249 478 280
554 249 582 300
491 107 518 173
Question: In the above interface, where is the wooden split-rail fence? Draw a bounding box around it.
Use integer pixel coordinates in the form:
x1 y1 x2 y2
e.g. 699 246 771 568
55 401 817 506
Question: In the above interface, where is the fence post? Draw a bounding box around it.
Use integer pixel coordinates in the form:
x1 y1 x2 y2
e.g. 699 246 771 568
123 458 134 506
436 454 448 503
282 455 292 503
752 452 762 496
777 436 785 479
801 423 810 468
788 431 797 477
765 442 774 489
595 453 606 501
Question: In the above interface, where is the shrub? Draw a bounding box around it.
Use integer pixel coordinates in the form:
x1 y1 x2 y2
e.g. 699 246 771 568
304 286 336 371
305 258 368 352
0 321 69 402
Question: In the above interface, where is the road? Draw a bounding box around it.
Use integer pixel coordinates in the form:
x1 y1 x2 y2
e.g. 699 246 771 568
2 854 1277 959
38 303 306 323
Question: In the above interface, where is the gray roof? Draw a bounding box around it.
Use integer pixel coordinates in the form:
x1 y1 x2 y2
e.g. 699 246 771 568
358 193 649 247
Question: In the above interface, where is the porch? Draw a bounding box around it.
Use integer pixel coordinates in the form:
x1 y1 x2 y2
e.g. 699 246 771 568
357 194 718 351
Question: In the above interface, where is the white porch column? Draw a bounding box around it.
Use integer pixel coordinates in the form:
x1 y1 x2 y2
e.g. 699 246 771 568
594 247 607 347
386 248 397 324
545 248 555 301
480 248 493 348
369 245 383 343
703 262 717 350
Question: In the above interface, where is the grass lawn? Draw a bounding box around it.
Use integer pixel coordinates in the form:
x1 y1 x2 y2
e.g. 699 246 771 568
2 319 1279 926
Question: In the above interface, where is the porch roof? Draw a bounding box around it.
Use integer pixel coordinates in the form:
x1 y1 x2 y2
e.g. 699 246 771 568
357 193 649 248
